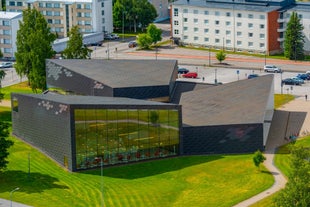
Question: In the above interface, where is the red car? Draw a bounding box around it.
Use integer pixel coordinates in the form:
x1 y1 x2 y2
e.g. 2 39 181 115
182 72 198 78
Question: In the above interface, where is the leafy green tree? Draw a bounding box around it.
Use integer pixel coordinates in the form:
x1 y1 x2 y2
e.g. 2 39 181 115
136 33 153 49
15 8 56 92
216 50 226 63
253 150 266 170
62 25 91 59
275 145 310 207
0 70 5 101
147 24 162 44
0 121 13 171
284 11 305 60
113 0 157 32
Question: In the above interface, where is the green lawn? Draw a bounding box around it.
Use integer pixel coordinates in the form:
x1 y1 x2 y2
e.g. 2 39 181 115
249 136 310 207
1 135 274 207
1 83 293 207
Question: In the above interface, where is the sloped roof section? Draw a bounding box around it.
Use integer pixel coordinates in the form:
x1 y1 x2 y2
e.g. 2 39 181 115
13 93 177 107
180 74 274 126
47 59 177 88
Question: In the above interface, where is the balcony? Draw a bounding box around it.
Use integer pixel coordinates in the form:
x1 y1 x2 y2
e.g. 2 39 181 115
277 18 285 23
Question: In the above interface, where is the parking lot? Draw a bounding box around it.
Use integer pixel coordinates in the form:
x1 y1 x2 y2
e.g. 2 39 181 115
178 65 310 97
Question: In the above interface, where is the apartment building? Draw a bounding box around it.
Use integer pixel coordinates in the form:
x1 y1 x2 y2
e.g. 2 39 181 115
0 11 22 59
6 0 113 38
171 0 310 55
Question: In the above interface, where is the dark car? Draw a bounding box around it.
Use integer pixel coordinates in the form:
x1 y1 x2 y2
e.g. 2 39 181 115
0 62 13 68
297 73 310 80
178 67 189 74
282 78 302 85
182 72 198 78
248 74 259 79
128 41 137 48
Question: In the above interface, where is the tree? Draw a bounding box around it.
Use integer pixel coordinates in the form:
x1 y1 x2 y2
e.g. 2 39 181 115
15 8 56 92
216 50 226 63
113 0 157 32
275 145 310 207
136 33 153 49
284 11 305 61
0 121 13 171
62 26 91 59
0 70 5 101
147 24 162 44
253 150 266 170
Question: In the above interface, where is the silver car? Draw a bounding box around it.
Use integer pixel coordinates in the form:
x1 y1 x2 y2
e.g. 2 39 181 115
264 65 281 73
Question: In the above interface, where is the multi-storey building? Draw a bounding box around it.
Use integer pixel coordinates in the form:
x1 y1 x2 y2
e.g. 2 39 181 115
171 0 310 55
6 0 113 38
0 11 22 59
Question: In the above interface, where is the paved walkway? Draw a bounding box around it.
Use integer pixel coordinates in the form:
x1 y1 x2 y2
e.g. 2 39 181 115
233 96 310 207
0 198 32 207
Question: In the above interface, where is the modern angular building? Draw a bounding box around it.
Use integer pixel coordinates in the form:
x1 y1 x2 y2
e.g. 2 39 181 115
11 93 181 172
12 59 274 171
171 0 310 55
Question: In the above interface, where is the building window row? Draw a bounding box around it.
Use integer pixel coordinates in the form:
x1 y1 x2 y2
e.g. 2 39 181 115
76 3 91 10
38 2 61 8
77 12 92 18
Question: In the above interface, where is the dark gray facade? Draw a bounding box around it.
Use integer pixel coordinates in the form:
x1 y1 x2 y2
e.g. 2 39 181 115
12 93 181 171
182 124 264 155
46 59 178 101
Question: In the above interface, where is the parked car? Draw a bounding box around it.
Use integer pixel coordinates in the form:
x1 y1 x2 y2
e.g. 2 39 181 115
111 34 119 39
128 41 137 48
264 65 281 73
182 72 198 78
291 77 304 84
248 74 259 79
0 62 13 68
297 73 310 80
306 71 310 74
178 67 189 74
104 34 114 40
282 78 302 85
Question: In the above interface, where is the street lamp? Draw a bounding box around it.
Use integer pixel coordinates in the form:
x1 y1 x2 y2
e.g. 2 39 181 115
281 71 283 94
208 46 211 66
122 10 125 42
10 187 20 207
214 68 217 84
264 50 267 65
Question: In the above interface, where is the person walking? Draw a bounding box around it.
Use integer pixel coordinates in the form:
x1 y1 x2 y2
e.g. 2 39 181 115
305 94 308 101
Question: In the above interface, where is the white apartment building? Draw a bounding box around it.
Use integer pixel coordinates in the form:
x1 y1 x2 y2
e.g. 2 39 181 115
0 11 22 59
6 0 113 38
171 0 310 55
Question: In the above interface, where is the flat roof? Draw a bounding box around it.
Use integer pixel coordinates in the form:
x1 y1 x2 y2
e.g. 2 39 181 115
13 93 178 107
47 59 177 88
0 12 22 19
172 0 283 12
180 74 274 126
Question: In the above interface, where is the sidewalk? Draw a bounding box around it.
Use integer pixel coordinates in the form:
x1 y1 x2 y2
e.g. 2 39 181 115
233 96 310 207
0 198 32 207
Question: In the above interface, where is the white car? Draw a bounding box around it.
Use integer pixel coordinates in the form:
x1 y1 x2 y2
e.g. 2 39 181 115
0 62 13 68
264 65 281 73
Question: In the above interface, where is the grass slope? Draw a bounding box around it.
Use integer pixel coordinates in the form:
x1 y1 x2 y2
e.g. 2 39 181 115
0 83 275 207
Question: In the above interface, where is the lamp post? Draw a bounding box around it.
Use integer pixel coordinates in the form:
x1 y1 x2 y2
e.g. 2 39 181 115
214 68 217 84
264 50 267 65
208 46 211 66
10 187 19 207
281 71 283 94
122 10 125 42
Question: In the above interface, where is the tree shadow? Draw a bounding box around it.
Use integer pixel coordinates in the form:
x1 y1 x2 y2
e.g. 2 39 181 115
0 110 11 122
81 155 223 179
0 170 69 194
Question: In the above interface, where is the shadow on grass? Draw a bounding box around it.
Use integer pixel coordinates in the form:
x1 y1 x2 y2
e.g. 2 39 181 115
0 170 69 194
0 109 11 122
82 155 223 179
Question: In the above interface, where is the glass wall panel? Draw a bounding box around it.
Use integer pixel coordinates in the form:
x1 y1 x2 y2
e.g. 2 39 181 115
75 108 180 170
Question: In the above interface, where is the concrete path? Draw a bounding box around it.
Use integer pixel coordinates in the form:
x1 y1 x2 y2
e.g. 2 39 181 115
233 96 310 207
0 198 32 207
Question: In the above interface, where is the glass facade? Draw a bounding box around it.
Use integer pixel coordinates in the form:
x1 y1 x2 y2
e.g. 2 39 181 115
74 108 180 170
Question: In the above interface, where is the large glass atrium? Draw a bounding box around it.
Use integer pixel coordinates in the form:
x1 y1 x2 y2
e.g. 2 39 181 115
74 108 180 169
